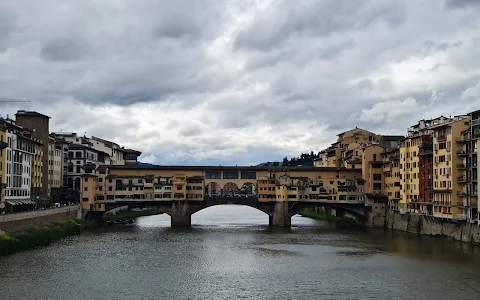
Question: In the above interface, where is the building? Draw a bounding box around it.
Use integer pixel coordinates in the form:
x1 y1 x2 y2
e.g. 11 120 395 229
431 115 471 221
382 148 401 211
0 118 38 212
15 110 50 204
80 166 366 213
48 136 69 203
31 142 44 204
361 144 385 194
90 136 126 165
418 135 434 215
398 134 433 214
407 116 452 137
67 143 107 201
464 110 479 224
0 125 7 209
379 135 404 151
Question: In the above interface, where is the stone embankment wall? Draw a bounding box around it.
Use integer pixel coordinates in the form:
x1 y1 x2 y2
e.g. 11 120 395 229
0 205 82 235
387 211 480 245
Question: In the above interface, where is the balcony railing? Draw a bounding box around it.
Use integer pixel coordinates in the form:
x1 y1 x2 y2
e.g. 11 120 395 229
457 150 467 156
457 176 467 183
0 141 7 149
456 214 467 221
457 164 466 169
437 135 447 142
472 118 480 127
457 191 467 197
456 135 471 142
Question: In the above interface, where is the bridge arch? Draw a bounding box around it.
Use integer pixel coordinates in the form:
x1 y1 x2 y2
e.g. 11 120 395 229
239 182 256 196
223 182 239 196
205 182 221 196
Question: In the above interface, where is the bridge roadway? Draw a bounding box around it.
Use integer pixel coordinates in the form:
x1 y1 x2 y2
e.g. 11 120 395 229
86 196 369 227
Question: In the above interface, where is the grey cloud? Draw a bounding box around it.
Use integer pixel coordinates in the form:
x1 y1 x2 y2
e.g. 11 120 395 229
234 0 405 51
40 36 90 62
0 6 18 52
1 0 480 165
179 126 203 137
445 0 480 9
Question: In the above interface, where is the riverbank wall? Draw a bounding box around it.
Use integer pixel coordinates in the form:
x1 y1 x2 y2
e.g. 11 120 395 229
0 205 82 235
387 211 480 245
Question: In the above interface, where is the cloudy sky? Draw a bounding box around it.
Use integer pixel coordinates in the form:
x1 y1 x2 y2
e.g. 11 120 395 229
1 0 479 165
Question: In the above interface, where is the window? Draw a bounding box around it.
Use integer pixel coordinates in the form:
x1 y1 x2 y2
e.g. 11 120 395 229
241 172 256 179
98 178 103 182
223 171 239 179
108 186 113 191
373 174 382 180
206 171 221 179
84 187 88 191
84 178 88 182
82 198 89 202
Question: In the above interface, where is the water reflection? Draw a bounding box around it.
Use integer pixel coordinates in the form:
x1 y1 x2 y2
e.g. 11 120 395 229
1 205 480 300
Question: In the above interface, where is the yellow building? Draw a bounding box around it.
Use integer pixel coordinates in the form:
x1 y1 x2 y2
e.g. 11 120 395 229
0 126 6 206
81 166 365 212
399 135 422 213
382 148 401 211
361 144 385 194
31 143 44 202
431 116 471 220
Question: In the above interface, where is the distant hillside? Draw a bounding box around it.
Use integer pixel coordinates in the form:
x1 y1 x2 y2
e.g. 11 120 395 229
137 161 156 166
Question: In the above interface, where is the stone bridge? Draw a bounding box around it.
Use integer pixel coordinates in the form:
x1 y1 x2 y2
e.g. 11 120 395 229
86 197 369 227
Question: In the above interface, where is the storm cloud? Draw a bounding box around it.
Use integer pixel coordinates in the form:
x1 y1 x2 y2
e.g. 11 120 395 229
0 0 479 165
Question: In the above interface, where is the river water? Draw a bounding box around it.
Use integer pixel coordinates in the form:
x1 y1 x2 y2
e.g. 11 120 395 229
1 205 480 300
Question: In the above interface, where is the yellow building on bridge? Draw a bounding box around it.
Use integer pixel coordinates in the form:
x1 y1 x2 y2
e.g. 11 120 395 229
80 165 367 214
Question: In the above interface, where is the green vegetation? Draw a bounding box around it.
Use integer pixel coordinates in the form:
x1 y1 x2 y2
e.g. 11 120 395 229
103 209 160 221
300 210 357 228
258 151 317 167
0 220 96 257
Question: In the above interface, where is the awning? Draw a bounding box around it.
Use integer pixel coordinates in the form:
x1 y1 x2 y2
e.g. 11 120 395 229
6 200 36 206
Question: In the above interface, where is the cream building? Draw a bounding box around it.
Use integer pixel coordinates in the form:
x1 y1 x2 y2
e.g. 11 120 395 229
431 116 471 221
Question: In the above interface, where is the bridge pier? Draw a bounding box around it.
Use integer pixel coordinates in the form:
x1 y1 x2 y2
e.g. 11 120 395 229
270 202 291 227
171 202 192 226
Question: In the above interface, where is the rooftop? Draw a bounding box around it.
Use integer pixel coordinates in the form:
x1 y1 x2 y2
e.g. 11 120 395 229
15 110 50 119
381 135 404 141
97 165 362 172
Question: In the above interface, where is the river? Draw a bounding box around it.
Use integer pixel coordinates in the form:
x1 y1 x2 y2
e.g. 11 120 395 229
1 205 480 300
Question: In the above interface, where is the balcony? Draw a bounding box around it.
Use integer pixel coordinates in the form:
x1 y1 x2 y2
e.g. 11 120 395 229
472 118 480 127
0 141 7 149
457 176 467 184
457 150 467 157
437 135 447 142
457 190 467 197
457 164 466 169
456 135 471 143
456 214 467 221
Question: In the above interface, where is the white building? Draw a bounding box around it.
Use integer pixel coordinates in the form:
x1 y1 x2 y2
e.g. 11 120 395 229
1 118 37 208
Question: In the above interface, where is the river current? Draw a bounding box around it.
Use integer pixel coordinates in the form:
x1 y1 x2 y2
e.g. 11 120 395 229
1 205 480 300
